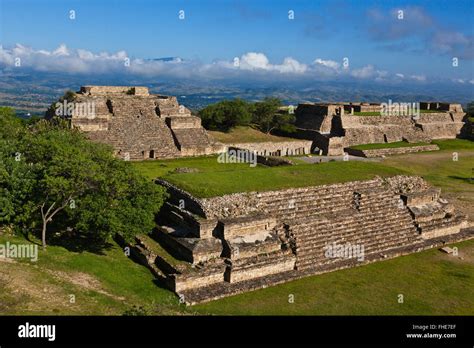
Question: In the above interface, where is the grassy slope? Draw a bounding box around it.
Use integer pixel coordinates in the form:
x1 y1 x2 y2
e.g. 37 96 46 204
208 126 299 144
0 235 187 315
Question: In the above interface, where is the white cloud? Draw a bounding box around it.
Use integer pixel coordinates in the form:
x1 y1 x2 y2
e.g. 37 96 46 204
351 65 376 79
239 52 270 70
238 52 307 73
0 45 310 77
409 74 426 82
314 58 340 70
0 43 446 84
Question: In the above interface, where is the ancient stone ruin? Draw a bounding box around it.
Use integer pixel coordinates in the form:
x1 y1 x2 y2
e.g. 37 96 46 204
51 86 224 160
293 102 467 155
131 175 472 305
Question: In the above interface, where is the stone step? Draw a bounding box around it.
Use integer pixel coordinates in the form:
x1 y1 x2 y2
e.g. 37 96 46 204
294 210 414 234
294 223 416 245
296 238 421 269
295 224 418 253
295 227 418 256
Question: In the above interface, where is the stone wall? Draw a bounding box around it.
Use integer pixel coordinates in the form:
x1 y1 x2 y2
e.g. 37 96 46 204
80 85 149 96
345 144 439 158
225 140 312 156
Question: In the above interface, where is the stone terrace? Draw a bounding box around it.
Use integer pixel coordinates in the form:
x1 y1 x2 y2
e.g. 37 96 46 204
128 175 472 305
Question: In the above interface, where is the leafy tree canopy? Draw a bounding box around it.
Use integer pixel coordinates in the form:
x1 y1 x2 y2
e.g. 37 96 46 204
0 108 167 250
198 98 296 134
199 98 253 131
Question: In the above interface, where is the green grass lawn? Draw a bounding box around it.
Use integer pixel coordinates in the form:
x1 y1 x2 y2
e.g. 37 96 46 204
431 138 474 151
131 155 253 180
350 141 431 150
132 139 472 198
134 159 406 198
349 139 473 151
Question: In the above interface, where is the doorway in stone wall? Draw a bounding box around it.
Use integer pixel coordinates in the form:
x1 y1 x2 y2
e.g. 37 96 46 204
383 134 388 143
149 150 155 159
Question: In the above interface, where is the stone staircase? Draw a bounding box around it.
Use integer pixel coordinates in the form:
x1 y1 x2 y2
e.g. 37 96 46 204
254 182 421 271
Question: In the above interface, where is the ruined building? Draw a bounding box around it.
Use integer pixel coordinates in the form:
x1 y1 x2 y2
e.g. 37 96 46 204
131 176 472 305
51 86 224 160
293 102 467 155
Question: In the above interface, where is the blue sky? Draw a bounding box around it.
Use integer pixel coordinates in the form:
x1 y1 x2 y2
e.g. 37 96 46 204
0 0 473 84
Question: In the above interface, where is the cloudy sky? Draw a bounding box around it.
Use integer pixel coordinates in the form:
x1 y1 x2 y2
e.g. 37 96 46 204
0 0 473 85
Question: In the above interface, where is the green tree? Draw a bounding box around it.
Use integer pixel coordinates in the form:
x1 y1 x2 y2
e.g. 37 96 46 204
45 90 76 119
251 97 296 134
199 98 296 134
199 99 253 131
0 110 167 250
466 101 474 120
252 97 282 133
0 108 21 224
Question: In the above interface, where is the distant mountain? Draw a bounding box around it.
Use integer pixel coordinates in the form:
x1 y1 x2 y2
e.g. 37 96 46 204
0 71 472 117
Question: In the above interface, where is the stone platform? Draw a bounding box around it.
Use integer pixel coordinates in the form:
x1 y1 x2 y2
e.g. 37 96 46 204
129 175 471 305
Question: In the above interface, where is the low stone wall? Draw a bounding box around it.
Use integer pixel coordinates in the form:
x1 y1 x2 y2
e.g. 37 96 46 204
80 85 149 96
345 144 439 158
226 140 312 156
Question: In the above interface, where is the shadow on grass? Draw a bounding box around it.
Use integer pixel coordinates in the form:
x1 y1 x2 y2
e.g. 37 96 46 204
448 176 474 184
47 232 114 255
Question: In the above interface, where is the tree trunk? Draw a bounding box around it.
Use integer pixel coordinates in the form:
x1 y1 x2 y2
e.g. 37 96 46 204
42 219 47 250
